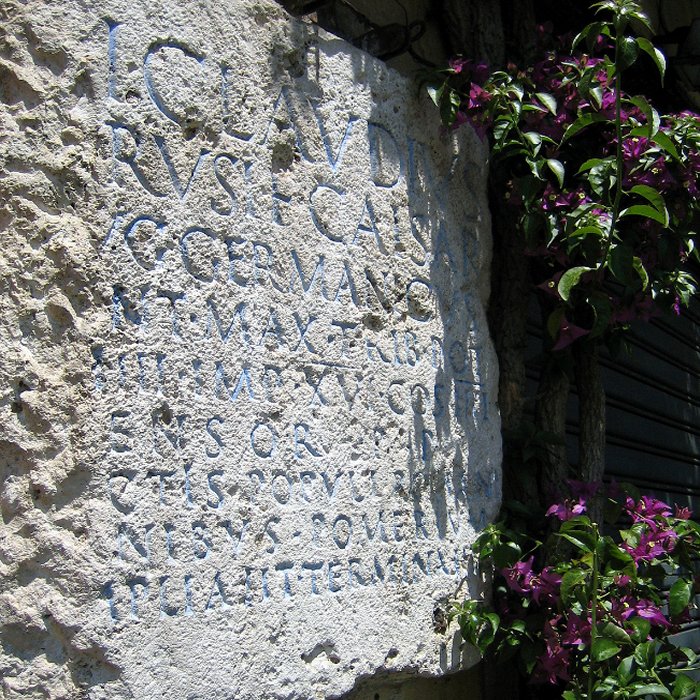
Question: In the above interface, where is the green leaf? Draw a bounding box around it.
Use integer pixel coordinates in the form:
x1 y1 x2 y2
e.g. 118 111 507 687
628 8 653 32
493 542 522 568
630 684 672 699
649 131 680 161
636 37 666 82
560 568 587 605
560 514 592 530
523 131 542 147
599 621 632 646
523 131 543 157
526 157 545 180
547 307 565 339
629 184 668 216
568 225 605 241
592 637 621 662
669 578 692 617
620 182 670 226
587 161 614 198
609 244 634 283
440 87 461 126
672 674 695 700
484 612 500 634
619 36 640 71
634 639 656 668
558 531 593 553
589 85 603 109
587 294 613 338
632 256 649 290
604 498 624 526
547 158 565 187
426 82 445 107
620 204 669 226
459 605 501 654
508 617 526 634
493 119 510 143
506 83 524 101
628 618 651 644
678 645 698 665
617 655 635 686
578 157 608 174
573 21 607 52
558 266 592 301
562 112 608 142
578 66 595 99
536 92 557 115
630 95 660 136
602 535 635 565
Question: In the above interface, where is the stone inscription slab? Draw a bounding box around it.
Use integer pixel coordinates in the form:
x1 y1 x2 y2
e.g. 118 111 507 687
1 1 500 699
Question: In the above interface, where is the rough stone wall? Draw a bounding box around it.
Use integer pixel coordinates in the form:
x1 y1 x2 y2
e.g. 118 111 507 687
0 1 500 698
0 2 121 696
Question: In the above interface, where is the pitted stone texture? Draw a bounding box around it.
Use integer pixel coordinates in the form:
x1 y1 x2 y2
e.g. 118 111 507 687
0 1 500 699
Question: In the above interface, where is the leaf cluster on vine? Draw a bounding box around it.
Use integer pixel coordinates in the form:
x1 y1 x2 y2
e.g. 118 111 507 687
428 0 700 352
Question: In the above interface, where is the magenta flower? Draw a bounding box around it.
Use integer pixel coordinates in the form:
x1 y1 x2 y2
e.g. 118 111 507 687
618 596 670 628
600 89 622 119
546 498 587 521
501 556 535 595
540 184 560 212
534 641 571 685
472 61 490 84
622 528 678 563
591 207 612 228
584 56 606 69
622 135 650 162
627 156 676 191
537 272 564 299
544 615 562 639
531 567 562 605
675 505 692 520
448 57 489 84
533 616 572 685
611 294 657 324
449 57 469 74
552 319 590 351
567 479 602 501
625 496 672 524
680 150 700 197
453 110 468 128
468 83 492 110
562 613 591 646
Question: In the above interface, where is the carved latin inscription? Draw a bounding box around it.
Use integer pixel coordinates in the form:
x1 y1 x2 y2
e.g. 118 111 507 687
84 7 500 697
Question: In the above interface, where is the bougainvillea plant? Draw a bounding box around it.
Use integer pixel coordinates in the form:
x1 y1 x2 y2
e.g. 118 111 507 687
428 1 700 697
428 0 700 352
456 485 700 699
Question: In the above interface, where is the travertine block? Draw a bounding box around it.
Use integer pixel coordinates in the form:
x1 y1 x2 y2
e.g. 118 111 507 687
0 2 500 698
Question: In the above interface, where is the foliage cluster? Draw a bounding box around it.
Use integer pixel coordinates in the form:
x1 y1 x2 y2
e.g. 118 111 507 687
456 485 700 699
429 0 700 352
427 2 700 698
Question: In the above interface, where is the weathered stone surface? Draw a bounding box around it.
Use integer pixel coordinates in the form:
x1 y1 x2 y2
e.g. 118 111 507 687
0 1 500 698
